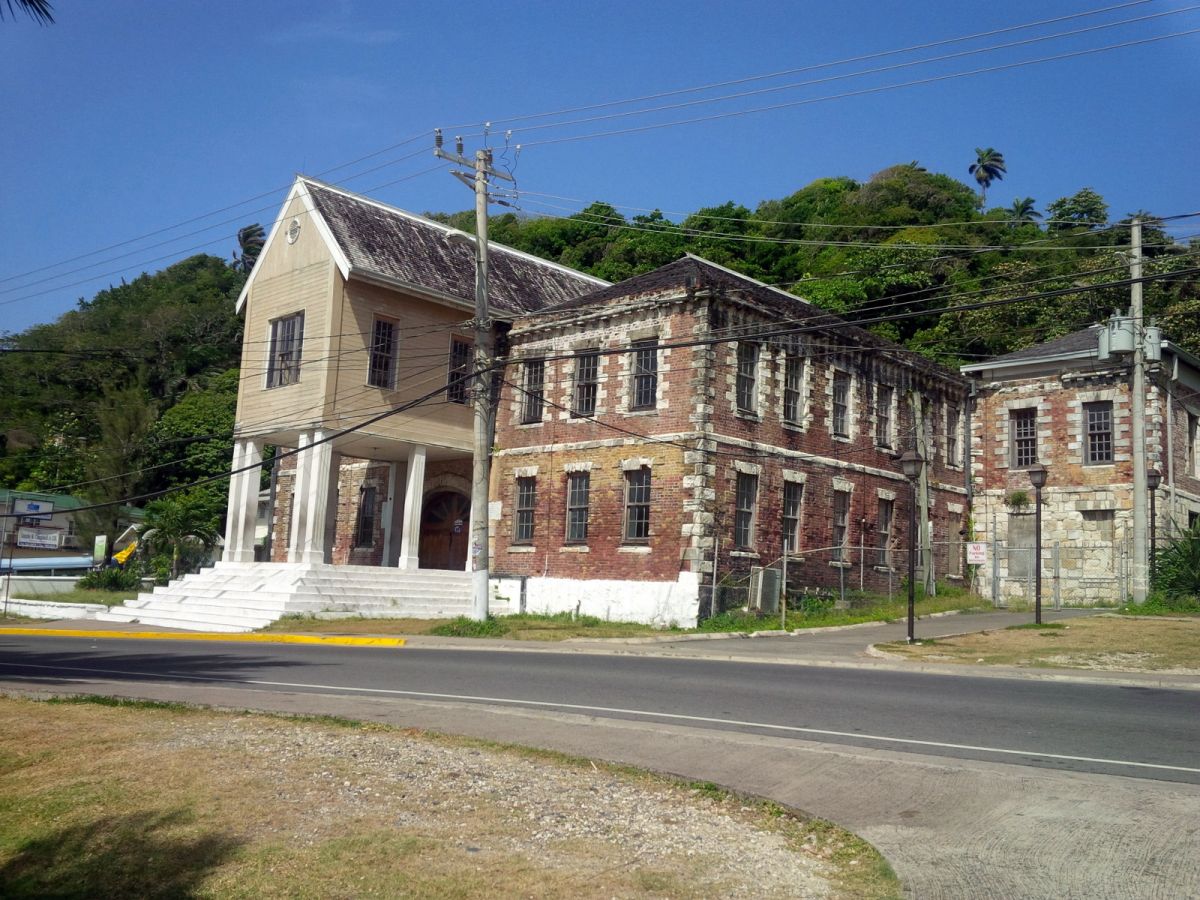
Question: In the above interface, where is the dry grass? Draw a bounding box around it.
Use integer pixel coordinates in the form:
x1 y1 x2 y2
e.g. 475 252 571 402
878 614 1200 672
0 696 896 899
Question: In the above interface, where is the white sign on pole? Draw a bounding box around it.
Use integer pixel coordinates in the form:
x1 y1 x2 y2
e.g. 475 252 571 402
93 535 108 564
966 541 988 566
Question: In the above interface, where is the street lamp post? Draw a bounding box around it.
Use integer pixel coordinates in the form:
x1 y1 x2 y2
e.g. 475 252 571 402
1147 468 1162 586
1028 462 1048 625
899 449 925 644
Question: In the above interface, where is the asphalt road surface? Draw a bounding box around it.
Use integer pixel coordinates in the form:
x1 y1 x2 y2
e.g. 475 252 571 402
2 633 1198 898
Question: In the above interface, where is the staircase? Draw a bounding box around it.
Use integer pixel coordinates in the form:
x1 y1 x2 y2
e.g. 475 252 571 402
95 561 473 632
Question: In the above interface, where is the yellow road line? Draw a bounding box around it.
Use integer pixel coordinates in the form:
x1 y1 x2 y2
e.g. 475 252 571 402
0 628 404 647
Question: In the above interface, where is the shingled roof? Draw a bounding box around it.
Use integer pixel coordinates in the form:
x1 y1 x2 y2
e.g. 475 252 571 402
523 254 959 380
244 177 607 316
963 327 1101 371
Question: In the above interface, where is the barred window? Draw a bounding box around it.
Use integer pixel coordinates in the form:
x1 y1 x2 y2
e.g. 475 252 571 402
736 342 758 414
832 489 851 562
1010 408 1038 468
367 318 397 389
876 384 894 448
734 472 758 549
565 472 590 543
521 358 545 424
876 498 894 567
783 353 804 424
267 312 304 388
630 339 658 410
354 486 377 548
832 371 850 437
1083 401 1113 464
782 481 803 554
514 477 537 544
447 338 473 404
623 466 652 542
572 351 599 417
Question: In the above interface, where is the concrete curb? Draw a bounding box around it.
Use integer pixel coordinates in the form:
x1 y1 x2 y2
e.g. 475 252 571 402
0 627 405 648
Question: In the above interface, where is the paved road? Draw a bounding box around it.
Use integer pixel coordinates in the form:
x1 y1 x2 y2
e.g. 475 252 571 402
1 622 1197 898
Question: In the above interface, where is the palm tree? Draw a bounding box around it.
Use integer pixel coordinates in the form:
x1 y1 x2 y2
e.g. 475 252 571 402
139 495 220 580
968 148 1006 205
1 0 54 23
1007 197 1041 224
231 223 266 274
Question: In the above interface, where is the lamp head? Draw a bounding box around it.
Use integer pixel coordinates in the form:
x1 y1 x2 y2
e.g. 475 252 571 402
1147 468 1162 492
899 449 924 482
1027 462 1048 490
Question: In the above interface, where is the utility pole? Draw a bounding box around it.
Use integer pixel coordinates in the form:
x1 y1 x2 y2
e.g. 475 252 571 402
434 131 514 621
1130 218 1148 604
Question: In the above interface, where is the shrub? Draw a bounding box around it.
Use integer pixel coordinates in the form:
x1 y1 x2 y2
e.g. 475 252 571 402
428 615 506 637
77 566 143 592
1152 521 1200 601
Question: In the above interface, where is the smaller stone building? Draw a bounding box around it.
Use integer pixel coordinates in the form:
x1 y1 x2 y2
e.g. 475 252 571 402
963 326 1200 605
490 256 970 624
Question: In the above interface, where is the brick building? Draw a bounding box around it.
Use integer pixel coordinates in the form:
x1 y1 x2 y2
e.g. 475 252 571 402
489 256 969 624
962 325 1200 605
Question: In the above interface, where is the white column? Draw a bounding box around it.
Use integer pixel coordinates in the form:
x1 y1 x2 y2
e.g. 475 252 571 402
381 461 400 566
286 432 312 563
221 441 249 563
397 444 426 570
296 429 334 565
231 440 263 562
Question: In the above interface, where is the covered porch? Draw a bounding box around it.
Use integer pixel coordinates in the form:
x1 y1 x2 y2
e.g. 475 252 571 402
222 427 474 572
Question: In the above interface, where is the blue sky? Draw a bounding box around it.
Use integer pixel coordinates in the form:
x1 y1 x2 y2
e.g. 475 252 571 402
2 0 1198 333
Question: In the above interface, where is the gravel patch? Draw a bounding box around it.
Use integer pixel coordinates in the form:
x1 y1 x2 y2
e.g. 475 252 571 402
163 716 835 898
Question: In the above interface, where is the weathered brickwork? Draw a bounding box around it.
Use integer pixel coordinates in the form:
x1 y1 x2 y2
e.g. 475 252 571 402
492 258 969 597
966 334 1200 604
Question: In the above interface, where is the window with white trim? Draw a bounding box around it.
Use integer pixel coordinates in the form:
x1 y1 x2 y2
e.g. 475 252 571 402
630 339 658 410
783 352 804 424
736 342 758 414
367 318 398 389
832 489 851 562
623 466 652 542
1191 412 1199 476
565 472 590 543
1083 401 1113 465
521 358 545 424
1010 408 1038 468
782 481 803 554
876 384 894 448
572 350 599 417
876 498 893 567
267 312 304 388
832 371 850 438
946 403 960 465
447 338 472 404
734 472 758 549
514 476 537 544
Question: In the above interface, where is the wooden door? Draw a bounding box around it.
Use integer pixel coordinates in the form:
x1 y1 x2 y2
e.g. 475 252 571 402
418 491 470 570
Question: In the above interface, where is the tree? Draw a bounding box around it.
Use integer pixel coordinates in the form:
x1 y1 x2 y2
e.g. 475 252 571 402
139 492 220 579
231 223 266 274
968 148 1006 205
1045 188 1108 231
1 0 53 24
1007 197 1041 224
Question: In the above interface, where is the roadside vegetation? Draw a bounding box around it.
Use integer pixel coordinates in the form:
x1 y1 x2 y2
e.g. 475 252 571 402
877 615 1200 672
0 695 899 899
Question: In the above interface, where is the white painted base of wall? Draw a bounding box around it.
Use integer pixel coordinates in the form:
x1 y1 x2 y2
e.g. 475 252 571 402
490 572 701 628
1 597 108 619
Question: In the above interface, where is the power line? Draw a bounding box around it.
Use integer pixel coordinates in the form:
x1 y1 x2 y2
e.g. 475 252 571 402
516 27 1200 149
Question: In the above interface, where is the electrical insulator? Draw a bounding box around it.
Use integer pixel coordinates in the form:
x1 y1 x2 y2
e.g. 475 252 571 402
456 136 464 155
434 129 443 149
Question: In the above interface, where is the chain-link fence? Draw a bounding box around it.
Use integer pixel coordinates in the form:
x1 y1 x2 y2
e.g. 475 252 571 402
982 536 1130 608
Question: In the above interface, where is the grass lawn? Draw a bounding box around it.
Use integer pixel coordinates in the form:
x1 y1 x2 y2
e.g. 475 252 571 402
877 614 1200 672
0 695 898 899
263 586 984 641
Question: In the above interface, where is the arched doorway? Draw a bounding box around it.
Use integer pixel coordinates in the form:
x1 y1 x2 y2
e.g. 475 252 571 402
419 491 470 570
